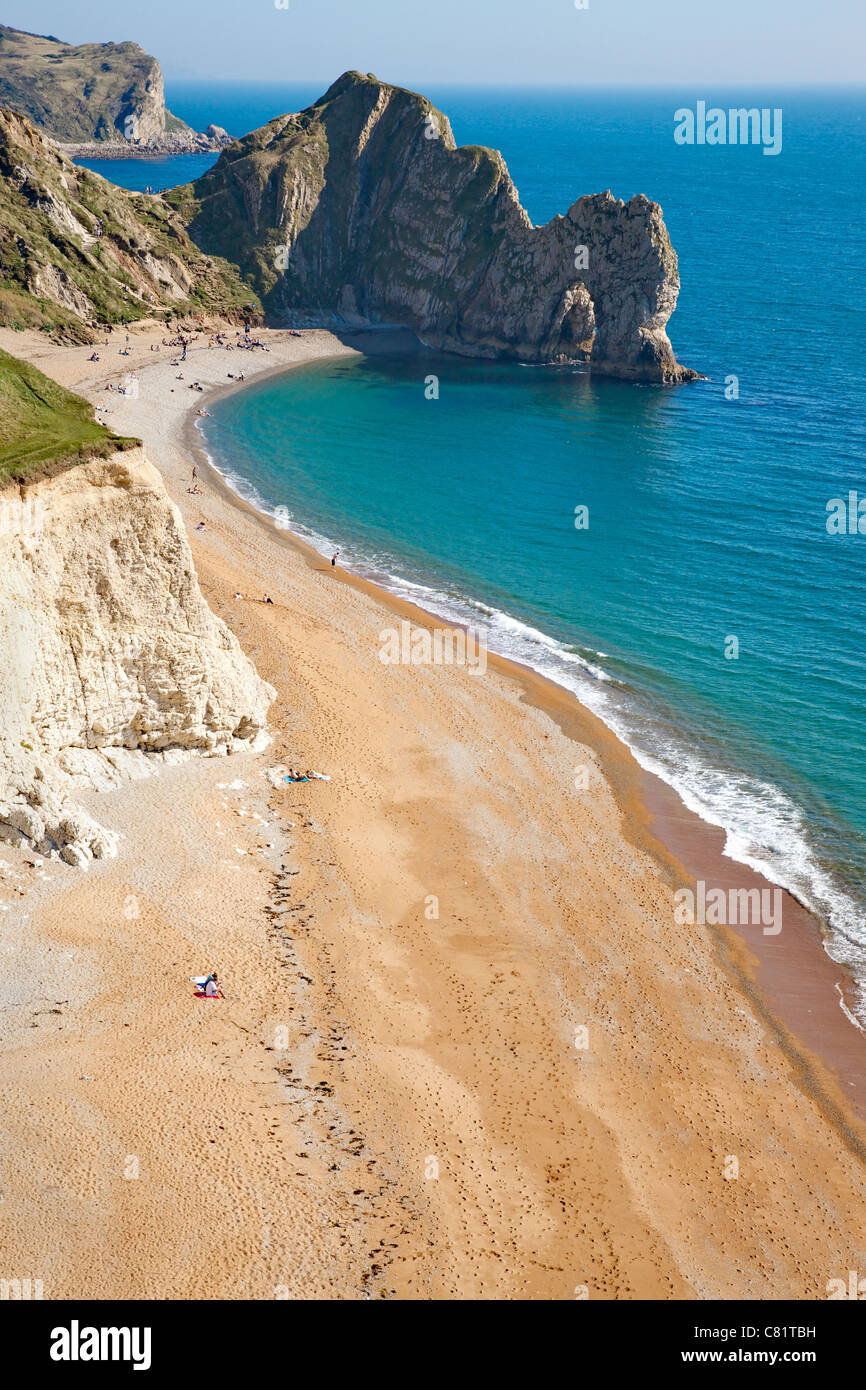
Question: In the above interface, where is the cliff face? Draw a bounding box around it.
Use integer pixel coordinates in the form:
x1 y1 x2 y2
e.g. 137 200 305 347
175 72 697 382
0 25 185 145
0 108 258 338
0 448 275 866
0 67 696 377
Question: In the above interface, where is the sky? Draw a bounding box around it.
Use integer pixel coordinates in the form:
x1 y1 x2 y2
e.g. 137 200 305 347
4 0 864 86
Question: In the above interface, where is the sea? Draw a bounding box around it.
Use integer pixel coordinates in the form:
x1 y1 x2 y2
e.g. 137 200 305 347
78 82 866 1000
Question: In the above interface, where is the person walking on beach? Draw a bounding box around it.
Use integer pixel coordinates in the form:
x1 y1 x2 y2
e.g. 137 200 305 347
331 551 339 568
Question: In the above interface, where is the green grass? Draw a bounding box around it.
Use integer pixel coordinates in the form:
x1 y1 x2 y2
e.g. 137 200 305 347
0 347 138 483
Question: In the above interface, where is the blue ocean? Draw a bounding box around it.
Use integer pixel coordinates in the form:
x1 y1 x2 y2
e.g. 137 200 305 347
82 83 866 991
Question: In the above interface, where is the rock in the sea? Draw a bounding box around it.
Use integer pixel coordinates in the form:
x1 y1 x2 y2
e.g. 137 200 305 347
177 71 699 382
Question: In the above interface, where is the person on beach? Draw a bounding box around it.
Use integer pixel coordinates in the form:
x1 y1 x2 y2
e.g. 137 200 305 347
331 551 339 568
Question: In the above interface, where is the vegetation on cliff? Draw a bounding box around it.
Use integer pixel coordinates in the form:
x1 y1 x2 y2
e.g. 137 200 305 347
0 347 137 482
0 107 260 339
0 25 190 145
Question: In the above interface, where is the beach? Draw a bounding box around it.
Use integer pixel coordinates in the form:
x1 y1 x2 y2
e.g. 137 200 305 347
2 320 866 1300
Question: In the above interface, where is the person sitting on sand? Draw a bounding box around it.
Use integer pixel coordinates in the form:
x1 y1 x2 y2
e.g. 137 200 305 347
263 594 274 605
204 972 220 997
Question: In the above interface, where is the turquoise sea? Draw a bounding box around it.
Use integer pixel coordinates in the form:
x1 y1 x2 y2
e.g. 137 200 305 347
87 84 866 997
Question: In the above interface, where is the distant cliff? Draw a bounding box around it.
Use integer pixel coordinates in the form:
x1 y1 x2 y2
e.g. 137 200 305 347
0 25 227 152
172 72 698 382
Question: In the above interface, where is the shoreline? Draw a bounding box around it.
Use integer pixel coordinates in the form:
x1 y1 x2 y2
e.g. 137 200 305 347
189 336 862 996
3 320 866 1297
181 337 866 1131
61 139 229 160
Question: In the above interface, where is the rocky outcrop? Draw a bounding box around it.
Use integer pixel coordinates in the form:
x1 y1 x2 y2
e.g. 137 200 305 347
57 130 234 160
177 72 698 381
0 448 275 867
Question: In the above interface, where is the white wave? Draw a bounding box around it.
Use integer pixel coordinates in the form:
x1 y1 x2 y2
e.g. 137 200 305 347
198 422 866 1019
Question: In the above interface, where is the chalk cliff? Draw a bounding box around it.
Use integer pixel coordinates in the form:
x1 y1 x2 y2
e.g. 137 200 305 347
0 448 275 866
174 72 697 382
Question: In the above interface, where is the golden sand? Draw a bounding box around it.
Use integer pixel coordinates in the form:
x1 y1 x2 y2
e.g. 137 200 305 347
1 322 865 1300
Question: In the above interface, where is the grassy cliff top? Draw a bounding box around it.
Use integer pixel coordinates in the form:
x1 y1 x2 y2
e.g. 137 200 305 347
0 347 138 483
0 24 187 144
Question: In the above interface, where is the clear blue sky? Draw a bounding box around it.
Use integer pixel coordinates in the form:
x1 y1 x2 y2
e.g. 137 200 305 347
5 0 864 86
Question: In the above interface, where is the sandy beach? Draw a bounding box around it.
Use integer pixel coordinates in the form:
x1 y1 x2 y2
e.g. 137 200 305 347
2 319 866 1300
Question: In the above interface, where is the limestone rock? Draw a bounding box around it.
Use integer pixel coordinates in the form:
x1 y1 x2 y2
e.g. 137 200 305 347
0 448 276 866
180 71 699 382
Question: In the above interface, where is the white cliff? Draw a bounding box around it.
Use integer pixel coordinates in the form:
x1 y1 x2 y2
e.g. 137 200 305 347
0 448 275 867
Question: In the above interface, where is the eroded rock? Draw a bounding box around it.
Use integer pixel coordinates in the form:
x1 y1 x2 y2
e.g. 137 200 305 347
0 449 275 866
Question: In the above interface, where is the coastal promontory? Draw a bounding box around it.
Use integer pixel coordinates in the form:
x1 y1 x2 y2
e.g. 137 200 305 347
172 72 697 382
0 25 228 154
